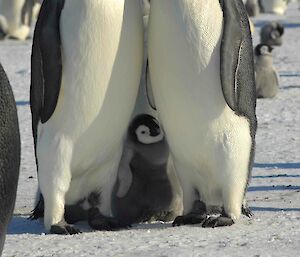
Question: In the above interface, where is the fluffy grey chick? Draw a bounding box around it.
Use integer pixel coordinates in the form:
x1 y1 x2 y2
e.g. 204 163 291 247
112 114 183 225
260 22 284 46
255 43 279 98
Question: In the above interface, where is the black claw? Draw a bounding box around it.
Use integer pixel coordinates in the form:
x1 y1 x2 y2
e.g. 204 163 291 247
50 223 81 235
88 208 131 231
242 206 254 218
202 216 234 228
172 213 207 227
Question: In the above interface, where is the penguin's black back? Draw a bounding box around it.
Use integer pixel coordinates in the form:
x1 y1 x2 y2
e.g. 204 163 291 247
0 63 20 255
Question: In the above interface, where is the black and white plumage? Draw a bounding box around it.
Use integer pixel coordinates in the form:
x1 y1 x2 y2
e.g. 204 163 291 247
255 43 279 98
0 63 20 254
30 0 144 234
112 114 183 224
148 0 257 227
260 22 284 47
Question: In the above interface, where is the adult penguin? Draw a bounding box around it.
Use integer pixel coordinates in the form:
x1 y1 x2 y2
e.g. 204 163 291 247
148 0 257 227
0 62 20 254
30 0 143 234
0 0 39 40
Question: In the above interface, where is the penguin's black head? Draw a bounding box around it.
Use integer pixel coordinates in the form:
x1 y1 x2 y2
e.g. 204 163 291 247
128 114 164 145
255 43 273 56
260 22 284 46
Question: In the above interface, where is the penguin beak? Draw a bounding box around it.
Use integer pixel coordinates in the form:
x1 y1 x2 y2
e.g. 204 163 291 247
150 127 161 137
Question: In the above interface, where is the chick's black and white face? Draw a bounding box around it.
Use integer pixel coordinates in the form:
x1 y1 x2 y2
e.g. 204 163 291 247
135 123 163 144
129 114 164 145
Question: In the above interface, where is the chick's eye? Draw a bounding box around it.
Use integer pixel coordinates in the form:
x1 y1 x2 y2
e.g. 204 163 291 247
141 131 146 134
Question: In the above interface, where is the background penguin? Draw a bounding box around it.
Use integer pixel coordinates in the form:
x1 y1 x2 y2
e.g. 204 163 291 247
259 0 289 15
112 114 183 225
255 43 279 98
245 0 261 16
30 0 143 234
260 22 284 47
0 0 40 40
0 62 20 255
148 0 257 227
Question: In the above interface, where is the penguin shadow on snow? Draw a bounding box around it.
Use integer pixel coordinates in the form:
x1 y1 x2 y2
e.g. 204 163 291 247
249 207 300 212
254 162 300 169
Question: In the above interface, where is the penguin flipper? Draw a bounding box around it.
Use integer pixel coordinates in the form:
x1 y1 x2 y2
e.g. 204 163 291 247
145 60 157 110
219 0 256 123
30 0 65 144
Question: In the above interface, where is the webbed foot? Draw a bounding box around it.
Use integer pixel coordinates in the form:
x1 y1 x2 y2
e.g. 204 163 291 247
88 208 131 231
242 205 253 218
202 215 234 228
50 221 81 235
172 213 207 227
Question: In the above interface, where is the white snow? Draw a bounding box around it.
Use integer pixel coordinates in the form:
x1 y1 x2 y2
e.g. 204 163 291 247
0 3 299 257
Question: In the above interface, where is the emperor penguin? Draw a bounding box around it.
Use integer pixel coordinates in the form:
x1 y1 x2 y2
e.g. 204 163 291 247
30 0 143 234
0 62 20 254
148 0 257 227
255 44 279 98
260 22 284 47
245 0 261 16
110 1 183 225
0 0 40 40
112 114 183 225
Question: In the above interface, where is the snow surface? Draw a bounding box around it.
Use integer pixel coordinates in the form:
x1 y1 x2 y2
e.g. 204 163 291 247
0 3 299 257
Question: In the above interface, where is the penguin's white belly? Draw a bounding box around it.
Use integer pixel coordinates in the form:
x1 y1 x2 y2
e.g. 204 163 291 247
149 0 251 208
37 0 143 205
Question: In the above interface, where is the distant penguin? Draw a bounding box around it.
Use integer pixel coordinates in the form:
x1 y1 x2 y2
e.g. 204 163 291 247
112 114 183 224
245 0 261 16
0 62 20 255
260 22 284 46
30 0 143 234
0 0 39 40
260 0 289 15
255 44 279 98
148 0 257 227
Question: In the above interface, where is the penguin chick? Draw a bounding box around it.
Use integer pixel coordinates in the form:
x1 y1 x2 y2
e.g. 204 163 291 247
260 22 284 46
112 114 183 225
245 0 260 17
255 43 279 98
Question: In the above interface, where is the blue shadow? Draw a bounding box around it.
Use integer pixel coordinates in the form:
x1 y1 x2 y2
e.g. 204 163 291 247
251 207 300 212
16 101 30 106
252 174 300 179
248 185 300 192
254 163 300 169
254 21 300 29
279 73 300 78
7 215 45 235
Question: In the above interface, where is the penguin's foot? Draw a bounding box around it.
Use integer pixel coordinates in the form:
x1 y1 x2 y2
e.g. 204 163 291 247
88 208 131 231
242 205 253 218
50 221 81 235
202 215 234 228
172 213 207 227
29 197 45 220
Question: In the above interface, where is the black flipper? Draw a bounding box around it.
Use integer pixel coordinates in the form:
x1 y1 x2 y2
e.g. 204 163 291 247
145 60 156 110
30 0 65 149
219 0 257 190
219 0 256 126
30 0 65 217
